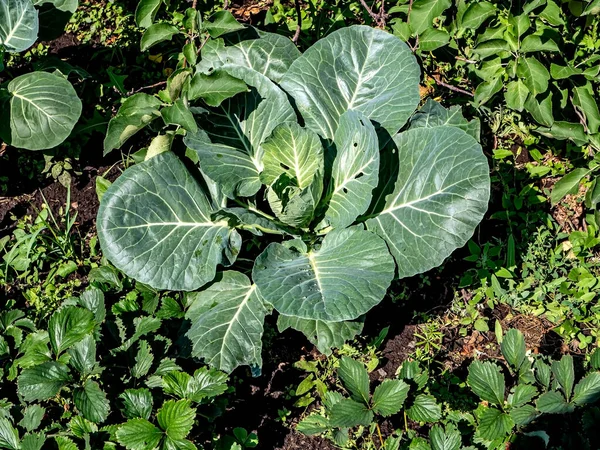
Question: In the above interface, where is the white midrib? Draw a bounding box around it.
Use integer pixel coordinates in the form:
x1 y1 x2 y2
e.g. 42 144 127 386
332 156 375 195
307 252 323 293
115 220 227 229
381 180 465 216
3 8 27 47
219 285 257 365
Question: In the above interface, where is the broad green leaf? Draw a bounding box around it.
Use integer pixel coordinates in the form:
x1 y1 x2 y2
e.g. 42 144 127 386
338 357 370 404
261 122 323 189
504 80 529 112
540 0 564 25
103 93 162 155
184 65 295 199
508 384 538 408
520 34 560 53
408 99 480 141
48 306 95 356
132 340 153 379
18 361 71 402
277 315 363 356
215 207 286 236
204 10 244 38
79 286 106 324
266 171 323 228
501 329 526 371
524 92 554 127
157 400 195 440
69 416 97 438
140 23 179 51
536 121 587 146
3 72 82 150
473 75 503 106
116 418 162 450
21 432 45 450
19 405 45 432
296 415 329 435
429 424 461 450
253 226 395 321
517 57 549 96
67 334 96 376
406 394 442 422
536 391 574 413
366 127 490 280
409 0 452 35
73 380 110 423
476 408 513 441
197 29 301 83
186 271 267 373
550 168 590 205
573 372 600 405
188 70 248 107
120 389 153 420
145 133 173 160
0 418 19 450
135 0 161 28
472 39 509 58
574 83 600 134
550 63 582 79
509 13 530 37
509 405 538 426
0 0 38 52
116 316 162 352
535 359 551 389
461 2 496 29
97 151 239 291
161 99 197 132
328 398 373 428
582 0 600 15
419 28 449 51
321 110 379 229
188 367 229 401
281 25 420 140
54 436 77 450
467 360 505 405
591 348 600 370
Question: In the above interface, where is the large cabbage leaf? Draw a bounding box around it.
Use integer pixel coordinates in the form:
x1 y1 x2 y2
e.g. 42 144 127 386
0 0 38 52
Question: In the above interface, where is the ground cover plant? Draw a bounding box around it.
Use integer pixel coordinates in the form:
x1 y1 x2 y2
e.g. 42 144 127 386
2 0 600 449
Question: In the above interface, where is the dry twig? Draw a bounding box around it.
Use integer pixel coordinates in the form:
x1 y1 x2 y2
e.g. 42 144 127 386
292 0 302 44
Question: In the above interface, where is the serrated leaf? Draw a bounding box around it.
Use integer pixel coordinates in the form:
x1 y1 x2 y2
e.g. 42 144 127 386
296 415 329 435
536 391 574 413
253 227 395 322
372 379 410 417
281 25 420 140
157 400 195 440
328 398 373 428
407 394 441 422
49 306 95 357
573 372 600 405
186 271 267 373
73 380 110 423
79 287 106 324
552 355 575 401
338 357 370 404
116 418 162 450
476 408 513 441
18 362 71 402
55 436 77 450
68 334 96 376
19 405 45 432
467 360 505 405
509 405 538 426
132 341 153 379
20 432 45 450
0 0 38 52
508 384 538 408
501 329 526 371
120 389 153 420
429 424 461 450
366 127 489 280
188 70 248 107
204 10 244 38
0 417 19 450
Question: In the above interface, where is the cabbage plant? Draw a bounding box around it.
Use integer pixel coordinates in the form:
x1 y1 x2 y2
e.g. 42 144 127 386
0 0 82 150
98 24 490 373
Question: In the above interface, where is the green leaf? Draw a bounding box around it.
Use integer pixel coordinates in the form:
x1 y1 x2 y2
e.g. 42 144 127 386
509 13 530 37
261 122 323 189
54 436 77 450
135 0 161 28
73 380 110 423
19 405 45 432
573 372 600 405
520 34 560 53
406 394 442 422
2 72 82 150
79 287 106 323
574 83 600 134
145 133 173 160
277 316 363 356
338 357 370 404
550 63 582 79
132 341 153 379
253 227 395 322
184 65 295 199
429 424 461 450
473 75 503 107
266 171 322 228
536 391 574 413
536 121 587 146
467 360 505 405
508 384 538 408
472 39 509 58
197 30 301 84
408 99 480 141
371 379 410 416
281 25 420 140
186 271 267 373
161 99 197 133
49 306 95 356
0 418 19 450
103 93 162 155
418 28 449 51
0 0 38 52
204 10 244 38
591 348 600 370
366 127 490 280
140 23 179 51
97 151 239 291
328 398 373 428
21 432 45 450
157 400 195 440
18 361 71 402
69 416 97 438
524 92 554 127
517 57 550 96
116 418 163 450
320 110 379 229
550 168 590 205
120 389 153 420
535 359 551 389
409 0 452 35
501 329 526 371
504 80 529 112
476 408 514 441
188 70 248 107
540 0 564 25
296 415 329 435
509 405 538 426
461 2 496 29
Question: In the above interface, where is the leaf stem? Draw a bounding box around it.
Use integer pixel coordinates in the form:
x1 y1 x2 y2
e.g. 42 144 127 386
376 422 385 448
